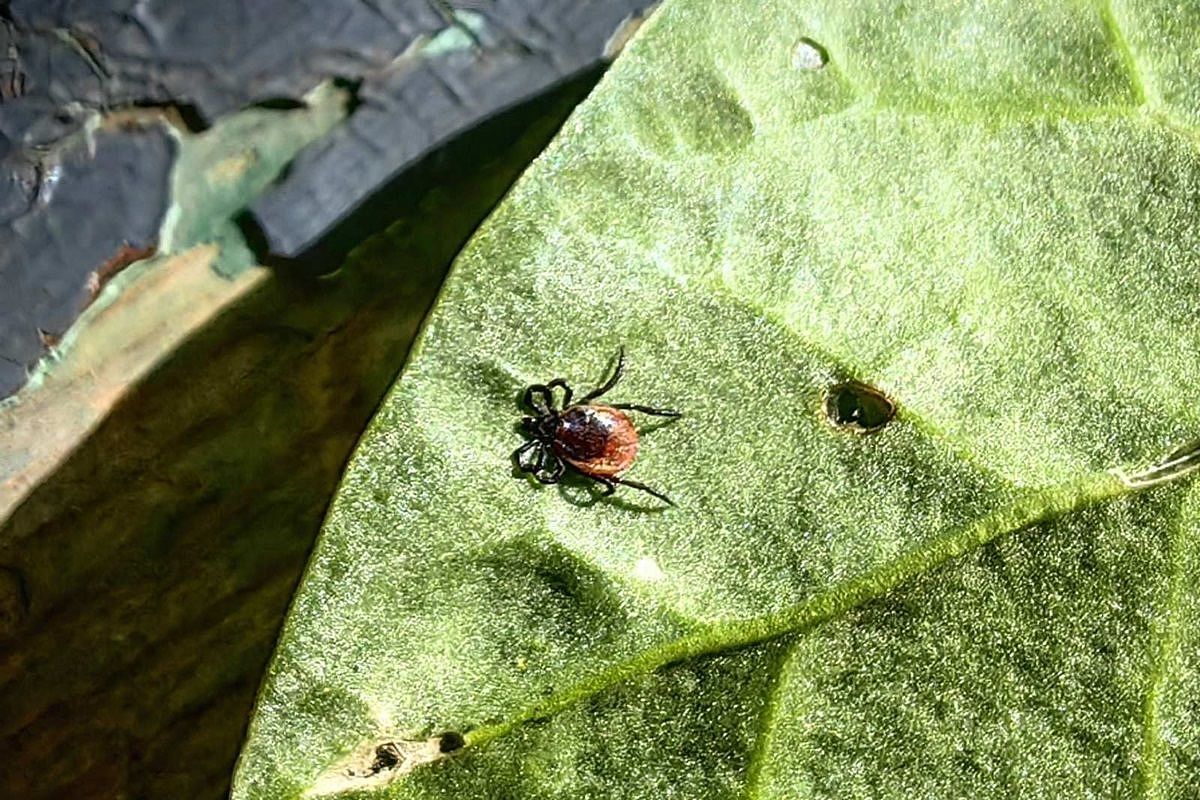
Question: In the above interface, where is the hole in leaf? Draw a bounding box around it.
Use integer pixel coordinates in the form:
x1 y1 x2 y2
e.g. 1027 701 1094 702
370 743 401 773
309 734 453 795
792 37 828 70
823 381 895 433
438 731 465 753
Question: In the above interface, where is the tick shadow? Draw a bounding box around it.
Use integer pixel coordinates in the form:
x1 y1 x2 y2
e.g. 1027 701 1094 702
506 441 676 515
507 445 675 514
556 474 674 513
468 363 531 414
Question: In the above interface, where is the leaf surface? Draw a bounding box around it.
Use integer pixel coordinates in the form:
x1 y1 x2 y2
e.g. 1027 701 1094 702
233 1 1200 797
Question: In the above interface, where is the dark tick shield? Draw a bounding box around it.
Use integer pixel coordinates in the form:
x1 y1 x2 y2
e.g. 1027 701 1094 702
513 348 680 504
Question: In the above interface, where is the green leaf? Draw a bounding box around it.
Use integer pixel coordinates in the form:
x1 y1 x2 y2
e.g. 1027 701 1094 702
232 0 1200 797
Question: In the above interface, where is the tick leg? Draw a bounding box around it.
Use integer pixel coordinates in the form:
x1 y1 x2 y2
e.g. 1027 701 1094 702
523 384 554 415
525 379 574 412
614 478 674 506
579 346 625 403
513 440 540 473
609 403 681 418
545 378 573 409
534 450 565 484
590 475 673 505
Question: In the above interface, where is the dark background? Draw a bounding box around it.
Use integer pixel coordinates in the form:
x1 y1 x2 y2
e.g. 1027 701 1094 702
1 0 652 399
0 2 653 798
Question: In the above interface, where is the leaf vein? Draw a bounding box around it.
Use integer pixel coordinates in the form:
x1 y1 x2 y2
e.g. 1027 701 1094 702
1097 0 1155 108
462 472 1130 758
1135 487 1193 798
743 641 798 800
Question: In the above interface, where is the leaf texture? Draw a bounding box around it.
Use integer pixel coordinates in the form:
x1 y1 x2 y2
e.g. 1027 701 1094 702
232 0 1200 797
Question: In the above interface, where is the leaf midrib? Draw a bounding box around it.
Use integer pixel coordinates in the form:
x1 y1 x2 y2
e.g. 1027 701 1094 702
462 471 1131 758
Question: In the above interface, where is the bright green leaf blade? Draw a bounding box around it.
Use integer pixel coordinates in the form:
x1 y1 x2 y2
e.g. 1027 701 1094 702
753 494 1174 798
232 0 1200 797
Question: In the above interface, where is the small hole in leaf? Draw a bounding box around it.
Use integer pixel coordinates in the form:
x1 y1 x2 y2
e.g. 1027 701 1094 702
823 381 895 433
370 743 401 773
438 731 465 753
793 37 828 70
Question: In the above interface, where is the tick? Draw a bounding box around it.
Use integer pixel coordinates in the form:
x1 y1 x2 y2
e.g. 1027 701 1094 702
513 348 681 504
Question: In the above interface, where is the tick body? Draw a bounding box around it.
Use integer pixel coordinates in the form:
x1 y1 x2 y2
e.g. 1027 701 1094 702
554 405 639 477
514 348 679 504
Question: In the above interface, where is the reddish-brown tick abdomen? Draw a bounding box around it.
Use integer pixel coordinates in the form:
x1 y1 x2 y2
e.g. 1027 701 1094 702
551 405 639 478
